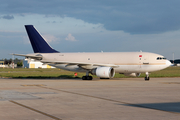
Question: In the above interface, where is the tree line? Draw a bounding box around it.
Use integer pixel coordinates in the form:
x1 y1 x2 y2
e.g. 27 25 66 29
1 58 23 66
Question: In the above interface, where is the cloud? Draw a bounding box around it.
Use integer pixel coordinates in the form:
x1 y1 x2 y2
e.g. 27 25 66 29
1 0 180 60
0 0 180 34
1 15 14 20
43 34 59 43
65 33 77 41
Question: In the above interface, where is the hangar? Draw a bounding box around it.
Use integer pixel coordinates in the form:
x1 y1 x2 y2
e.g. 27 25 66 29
23 59 54 68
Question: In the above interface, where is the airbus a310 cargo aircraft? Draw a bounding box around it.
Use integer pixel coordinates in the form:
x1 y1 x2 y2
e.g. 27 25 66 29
14 25 171 80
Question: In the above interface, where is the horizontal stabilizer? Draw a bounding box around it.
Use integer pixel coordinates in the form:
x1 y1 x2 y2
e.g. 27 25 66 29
12 54 43 60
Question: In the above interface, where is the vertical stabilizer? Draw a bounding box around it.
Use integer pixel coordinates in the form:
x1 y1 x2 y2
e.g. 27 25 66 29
25 25 59 53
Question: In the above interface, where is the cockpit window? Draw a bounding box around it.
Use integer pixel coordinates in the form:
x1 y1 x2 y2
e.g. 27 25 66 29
157 57 166 60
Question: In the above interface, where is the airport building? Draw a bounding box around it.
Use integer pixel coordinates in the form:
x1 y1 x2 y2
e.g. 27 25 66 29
23 59 55 68
0 60 4 65
0 60 5 68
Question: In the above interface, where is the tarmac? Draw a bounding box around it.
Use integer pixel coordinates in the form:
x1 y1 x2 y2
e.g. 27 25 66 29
0 77 180 120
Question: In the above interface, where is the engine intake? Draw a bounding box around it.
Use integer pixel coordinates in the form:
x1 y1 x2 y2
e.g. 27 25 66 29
91 67 115 78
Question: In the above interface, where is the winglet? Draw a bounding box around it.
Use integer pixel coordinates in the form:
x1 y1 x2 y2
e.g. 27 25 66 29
25 25 59 53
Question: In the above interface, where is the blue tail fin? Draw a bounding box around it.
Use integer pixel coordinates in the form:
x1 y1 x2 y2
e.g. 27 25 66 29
25 25 59 53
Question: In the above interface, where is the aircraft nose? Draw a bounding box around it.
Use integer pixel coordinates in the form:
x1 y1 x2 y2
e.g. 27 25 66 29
166 60 171 67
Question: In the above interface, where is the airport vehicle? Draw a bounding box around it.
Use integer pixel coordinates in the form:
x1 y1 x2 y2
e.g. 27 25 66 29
14 25 171 80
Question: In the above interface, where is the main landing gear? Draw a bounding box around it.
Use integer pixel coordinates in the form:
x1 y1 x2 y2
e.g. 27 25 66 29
82 71 93 80
145 72 150 81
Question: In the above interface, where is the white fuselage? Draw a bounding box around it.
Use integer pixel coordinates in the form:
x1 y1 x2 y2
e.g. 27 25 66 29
31 52 171 74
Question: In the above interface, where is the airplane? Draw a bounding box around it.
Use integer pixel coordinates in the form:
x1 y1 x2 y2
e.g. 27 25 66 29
13 25 171 81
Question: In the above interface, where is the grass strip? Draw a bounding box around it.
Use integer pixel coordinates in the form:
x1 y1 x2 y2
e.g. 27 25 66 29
0 67 179 79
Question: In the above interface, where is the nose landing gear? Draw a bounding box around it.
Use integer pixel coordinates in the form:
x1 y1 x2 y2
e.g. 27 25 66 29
145 72 150 81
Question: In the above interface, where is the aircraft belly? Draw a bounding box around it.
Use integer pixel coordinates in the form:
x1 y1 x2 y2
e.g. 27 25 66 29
115 64 167 73
115 65 140 73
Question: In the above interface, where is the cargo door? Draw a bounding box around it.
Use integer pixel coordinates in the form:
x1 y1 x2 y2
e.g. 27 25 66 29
139 54 149 69
142 55 149 65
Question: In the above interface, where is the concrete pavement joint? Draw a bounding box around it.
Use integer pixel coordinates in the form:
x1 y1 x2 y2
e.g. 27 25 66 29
9 100 62 120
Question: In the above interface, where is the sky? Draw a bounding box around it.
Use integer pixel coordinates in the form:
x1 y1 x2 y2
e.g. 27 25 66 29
0 0 180 60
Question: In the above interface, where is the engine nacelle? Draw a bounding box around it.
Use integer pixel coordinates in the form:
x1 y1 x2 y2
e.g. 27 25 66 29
124 73 141 77
91 67 115 78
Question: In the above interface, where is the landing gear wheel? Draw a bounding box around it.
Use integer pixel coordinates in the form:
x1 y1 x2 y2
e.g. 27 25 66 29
100 78 109 79
87 76 92 80
82 76 93 80
82 71 93 80
82 76 86 80
145 77 149 81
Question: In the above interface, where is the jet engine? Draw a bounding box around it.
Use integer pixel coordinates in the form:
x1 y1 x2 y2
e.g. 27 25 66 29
91 67 115 78
124 73 141 77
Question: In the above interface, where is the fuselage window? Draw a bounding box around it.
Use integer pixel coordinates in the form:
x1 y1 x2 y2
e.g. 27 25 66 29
163 58 166 60
157 57 166 60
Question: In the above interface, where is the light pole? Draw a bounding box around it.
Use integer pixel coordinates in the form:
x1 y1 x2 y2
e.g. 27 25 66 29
173 53 174 64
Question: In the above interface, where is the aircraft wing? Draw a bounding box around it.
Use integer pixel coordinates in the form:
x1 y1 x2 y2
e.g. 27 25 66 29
41 60 118 69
